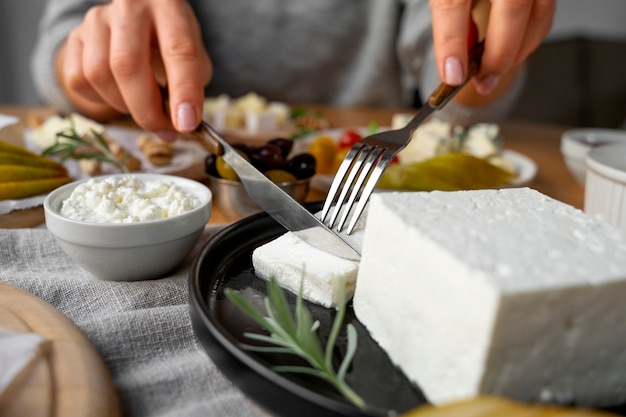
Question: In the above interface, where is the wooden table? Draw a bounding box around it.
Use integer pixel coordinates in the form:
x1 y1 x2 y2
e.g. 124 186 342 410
0 105 583 227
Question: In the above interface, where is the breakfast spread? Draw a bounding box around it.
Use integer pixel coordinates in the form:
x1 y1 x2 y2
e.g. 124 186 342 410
60 175 200 223
306 118 519 191
352 188 626 407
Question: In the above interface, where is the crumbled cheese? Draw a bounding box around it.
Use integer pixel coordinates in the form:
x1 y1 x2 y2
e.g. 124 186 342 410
352 188 626 407
60 175 199 223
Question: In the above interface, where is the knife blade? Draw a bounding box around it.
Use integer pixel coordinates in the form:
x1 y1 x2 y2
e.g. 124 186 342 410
194 121 361 261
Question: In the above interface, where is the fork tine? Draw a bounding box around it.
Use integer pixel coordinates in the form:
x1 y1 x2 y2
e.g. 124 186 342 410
320 145 363 222
326 145 376 228
335 147 384 232
344 150 395 234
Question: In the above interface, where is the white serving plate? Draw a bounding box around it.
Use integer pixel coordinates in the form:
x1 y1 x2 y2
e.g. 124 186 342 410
293 128 537 192
25 125 209 180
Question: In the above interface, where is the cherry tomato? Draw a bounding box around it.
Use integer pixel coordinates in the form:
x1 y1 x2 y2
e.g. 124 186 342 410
338 129 362 148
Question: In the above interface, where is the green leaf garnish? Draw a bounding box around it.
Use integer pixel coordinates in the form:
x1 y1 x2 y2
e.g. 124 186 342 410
366 121 379 136
224 276 365 409
42 119 130 172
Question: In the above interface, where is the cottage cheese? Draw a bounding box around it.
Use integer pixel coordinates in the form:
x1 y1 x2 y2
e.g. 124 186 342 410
352 188 626 407
61 175 200 223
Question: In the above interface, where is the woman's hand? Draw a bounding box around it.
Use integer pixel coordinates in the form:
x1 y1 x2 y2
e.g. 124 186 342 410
429 0 555 95
56 0 212 139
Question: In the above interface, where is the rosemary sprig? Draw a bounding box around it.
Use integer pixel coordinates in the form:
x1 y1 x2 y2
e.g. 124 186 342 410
42 123 129 172
224 277 365 409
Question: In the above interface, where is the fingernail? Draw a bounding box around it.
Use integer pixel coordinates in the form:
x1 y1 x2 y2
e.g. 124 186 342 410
177 102 197 132
444 57 464 85
155 130 178 142
476 75 500 95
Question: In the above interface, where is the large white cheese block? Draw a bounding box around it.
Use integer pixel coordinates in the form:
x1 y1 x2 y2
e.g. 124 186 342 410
352 188 626 407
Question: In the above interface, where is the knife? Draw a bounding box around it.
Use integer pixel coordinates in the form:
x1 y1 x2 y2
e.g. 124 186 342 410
192 121 361 261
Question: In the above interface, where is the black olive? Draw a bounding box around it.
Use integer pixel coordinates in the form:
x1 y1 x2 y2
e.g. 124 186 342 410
204 154 219 177
250 144 285 171
285 153 316 179
267 137 294 158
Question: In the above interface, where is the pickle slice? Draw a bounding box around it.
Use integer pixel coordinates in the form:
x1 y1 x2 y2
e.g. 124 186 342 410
378 153 516 191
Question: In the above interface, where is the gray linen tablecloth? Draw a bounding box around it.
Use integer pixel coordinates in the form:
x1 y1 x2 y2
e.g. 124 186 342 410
0 224 265 417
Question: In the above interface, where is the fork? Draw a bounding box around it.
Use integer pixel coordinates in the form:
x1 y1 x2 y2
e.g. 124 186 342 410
320 41 485 234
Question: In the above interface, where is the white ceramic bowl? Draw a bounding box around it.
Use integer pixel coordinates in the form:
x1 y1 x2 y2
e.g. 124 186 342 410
560 128 626 186
44 173 212 281
584 143 626 231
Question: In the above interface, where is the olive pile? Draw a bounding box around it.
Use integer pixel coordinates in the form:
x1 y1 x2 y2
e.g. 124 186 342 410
204 138 317 184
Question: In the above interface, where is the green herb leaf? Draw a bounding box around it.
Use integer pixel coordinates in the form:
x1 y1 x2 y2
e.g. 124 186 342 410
224 276 366 409
41 121 130 173
366 121 379 136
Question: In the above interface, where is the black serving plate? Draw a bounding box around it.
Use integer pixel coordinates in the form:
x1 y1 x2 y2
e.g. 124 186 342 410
189 202 426 417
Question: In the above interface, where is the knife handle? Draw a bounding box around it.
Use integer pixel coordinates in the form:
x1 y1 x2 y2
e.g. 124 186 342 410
427 40 484 109
159 85 224 155
195 123 224 156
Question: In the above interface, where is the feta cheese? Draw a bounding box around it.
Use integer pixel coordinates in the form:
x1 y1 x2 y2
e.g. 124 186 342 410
61 175 200 223
353 188 626 407
397 118 454 164
252 232 359 308
30 113 105 149
461 123 501 158
252 207 366 308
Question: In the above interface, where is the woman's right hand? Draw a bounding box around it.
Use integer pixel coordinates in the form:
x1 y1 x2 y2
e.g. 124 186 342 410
56 0 212 140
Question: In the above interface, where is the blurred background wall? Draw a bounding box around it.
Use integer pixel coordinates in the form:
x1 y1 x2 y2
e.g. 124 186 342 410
0 0 47 106
510 0 626 128
0 0 624 127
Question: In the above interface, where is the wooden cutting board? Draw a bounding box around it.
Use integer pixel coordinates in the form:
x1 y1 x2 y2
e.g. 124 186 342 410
0 282 120 417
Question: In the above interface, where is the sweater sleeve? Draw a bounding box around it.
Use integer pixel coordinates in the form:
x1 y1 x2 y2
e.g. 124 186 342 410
30 0 102 113
397 0 525 126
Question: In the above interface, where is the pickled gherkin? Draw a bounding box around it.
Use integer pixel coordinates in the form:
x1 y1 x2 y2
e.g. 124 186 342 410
378 153 516 191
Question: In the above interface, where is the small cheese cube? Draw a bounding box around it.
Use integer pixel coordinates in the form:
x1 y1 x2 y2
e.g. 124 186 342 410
353 188 626 407
252 207 366 308
252 232 359 308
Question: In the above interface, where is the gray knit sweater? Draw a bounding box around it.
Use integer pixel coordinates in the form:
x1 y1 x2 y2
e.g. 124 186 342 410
31 0 523 125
